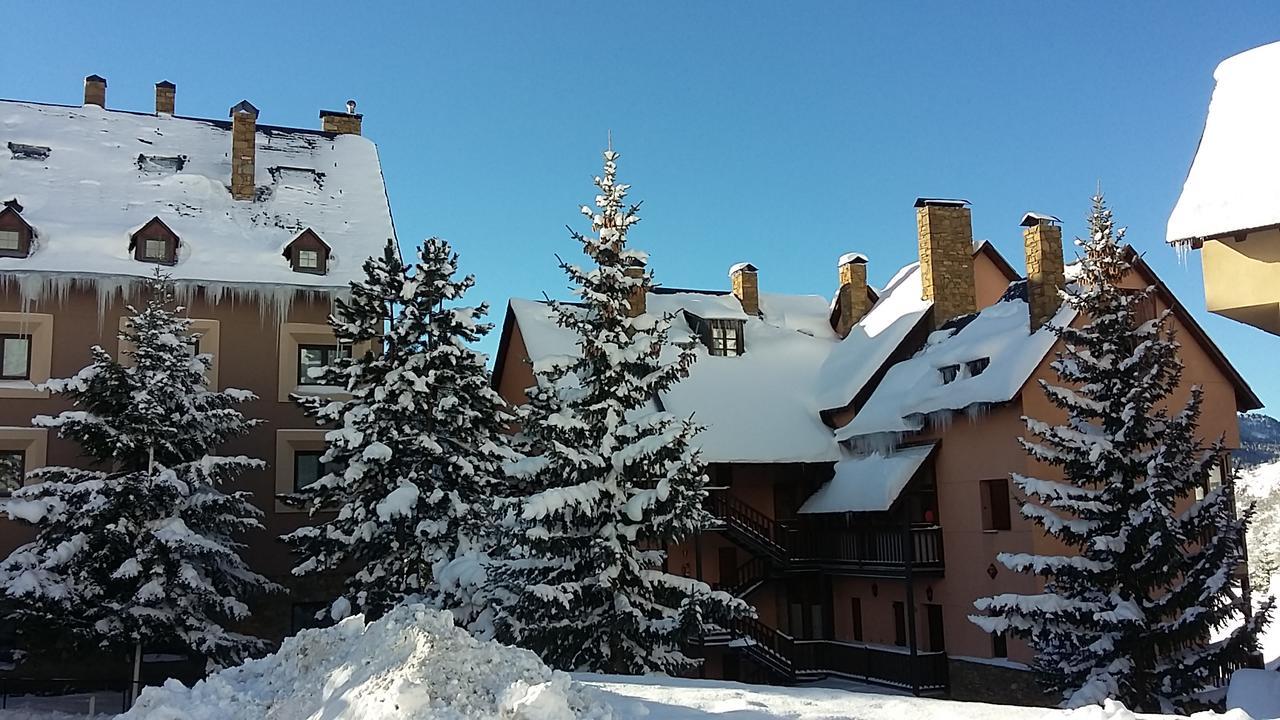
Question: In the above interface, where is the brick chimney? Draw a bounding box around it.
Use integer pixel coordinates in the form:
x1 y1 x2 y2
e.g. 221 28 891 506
155 81 175 115
229 101 259 201
915 198 976 328
835 253 871 337
625 259 647 318
320 101 362 135
1021 212 1066 331
83 74 107 108
730 262 760 316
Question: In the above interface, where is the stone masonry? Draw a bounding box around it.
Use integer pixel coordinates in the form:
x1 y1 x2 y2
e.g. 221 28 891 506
1024 219 1065 331
916 201 976 327
321 111 363 135
230 104 258 201
83 75 106 108
155 81 176 115
731 264 760 316
836 256 871 337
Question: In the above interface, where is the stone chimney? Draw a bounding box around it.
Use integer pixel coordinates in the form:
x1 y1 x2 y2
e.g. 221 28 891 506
320 101 362 135
730 262 760 316
83 74 107 108
155 81 175 115
1021 212 1066 331
229 101 259 201
915 198 976 328
835 253 871 337
625 259 647 318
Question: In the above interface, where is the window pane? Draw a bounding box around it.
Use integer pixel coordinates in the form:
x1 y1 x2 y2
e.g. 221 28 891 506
0 452 22 492
294 452 322 491
298 250 319 268
298 347 325 383
0 231 19 250
1 337 30 378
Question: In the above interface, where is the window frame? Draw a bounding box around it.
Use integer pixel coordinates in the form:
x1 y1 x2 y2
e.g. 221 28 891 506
966 357 990 377
292 450 331 493
0 449 24 494
0 230 20 252
143 237 169 261
939 364 960 384
0 334 32 381
707 319 745 357
297 249 320 269
980 477 1012 532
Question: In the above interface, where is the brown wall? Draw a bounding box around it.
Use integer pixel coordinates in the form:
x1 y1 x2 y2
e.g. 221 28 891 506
0 281 343 641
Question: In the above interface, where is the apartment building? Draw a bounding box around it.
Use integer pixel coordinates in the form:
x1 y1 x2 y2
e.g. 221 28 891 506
0 75 395 643
494 199 1260 703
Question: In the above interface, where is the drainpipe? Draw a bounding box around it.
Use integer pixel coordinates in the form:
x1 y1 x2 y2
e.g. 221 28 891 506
903 505 920 696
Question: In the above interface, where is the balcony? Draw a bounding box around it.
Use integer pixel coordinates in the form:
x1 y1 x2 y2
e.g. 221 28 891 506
705 492 944 577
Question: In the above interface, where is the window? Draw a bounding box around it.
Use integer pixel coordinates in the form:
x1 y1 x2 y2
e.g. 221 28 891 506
143 238 168 261
0 450 23 493
850 597 863 642
0 231 18 251
892 601 906 647
709 320 744 357
291 602 333 634
980 478 1012 531
297 250 320 269
1196 456 1230 501
966 358 990 377
297 344 350 385
939 364 960 384
293 450 338 492
0 334 31 380
1131 293 1157 328
925 603 945 652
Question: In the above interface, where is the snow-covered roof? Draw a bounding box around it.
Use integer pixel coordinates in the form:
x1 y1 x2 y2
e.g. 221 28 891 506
507 290 841 464
1167 41 1280 243
838 252 868 265
0 100 395 289
813 264 931 411
797 443 936 514
834 284 1076 448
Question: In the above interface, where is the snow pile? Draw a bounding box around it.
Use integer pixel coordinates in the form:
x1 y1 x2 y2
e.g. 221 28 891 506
1228 669 1280 719
1168 40 1280 243
120 603 614 720
797 442 936 514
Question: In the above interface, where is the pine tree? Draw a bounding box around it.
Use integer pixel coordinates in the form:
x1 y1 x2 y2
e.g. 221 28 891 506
971 196 1272 713
283 238 515 620
0 270 275 669
483 147 750 674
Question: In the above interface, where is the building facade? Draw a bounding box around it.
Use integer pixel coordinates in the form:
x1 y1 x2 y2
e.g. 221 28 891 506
0 76 396 651
494 199 1259 703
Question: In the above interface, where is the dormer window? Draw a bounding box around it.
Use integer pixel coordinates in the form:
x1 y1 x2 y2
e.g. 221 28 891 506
283 229 331 275
967 358 990 377
0 204 35 259
129 217 179 266
709 320 744 357
939 364 960 384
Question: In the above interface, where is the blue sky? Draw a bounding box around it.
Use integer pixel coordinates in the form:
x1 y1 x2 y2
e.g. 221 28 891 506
7 2 1280 410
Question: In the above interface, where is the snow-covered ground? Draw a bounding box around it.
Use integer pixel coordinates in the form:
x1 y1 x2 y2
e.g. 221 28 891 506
0 601 1236 720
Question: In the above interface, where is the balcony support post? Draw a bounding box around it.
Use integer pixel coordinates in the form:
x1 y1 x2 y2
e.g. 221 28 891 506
903 507 921 696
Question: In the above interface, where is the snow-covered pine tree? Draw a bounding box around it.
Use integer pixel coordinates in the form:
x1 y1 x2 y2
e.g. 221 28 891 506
970 195 1272 713
484 147 750 674
283 238 515 620
0 270 275 670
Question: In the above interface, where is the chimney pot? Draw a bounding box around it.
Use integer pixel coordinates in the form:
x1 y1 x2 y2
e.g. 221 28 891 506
836 253 872 337
1023 212 1066 331
83 74 107 108
729 262 760 316
916 198 976 328
155 80 176 115
229 101 259 201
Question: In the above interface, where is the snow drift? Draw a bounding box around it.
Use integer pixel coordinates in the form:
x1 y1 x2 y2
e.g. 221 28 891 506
119 603 614 720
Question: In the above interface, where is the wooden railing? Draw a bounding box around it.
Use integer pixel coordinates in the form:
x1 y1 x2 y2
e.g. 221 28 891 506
788 525 944 570
713 555 771 597
726 616 949 693
705 493 789 561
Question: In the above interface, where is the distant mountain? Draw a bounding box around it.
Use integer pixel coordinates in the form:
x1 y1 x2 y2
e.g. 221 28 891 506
1238 412 1280 468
